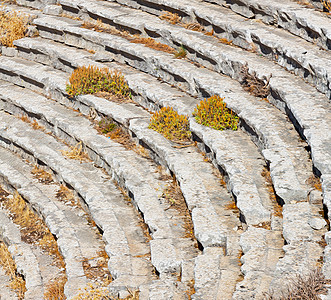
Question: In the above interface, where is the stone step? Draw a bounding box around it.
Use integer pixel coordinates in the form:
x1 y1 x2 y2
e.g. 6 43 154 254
0 147 122 297
203 0 331 51
0 112 159 285
0 68 286 296
3 38 316 208
100 0 331 98
0 209 44 300
51 0 331 99
0 108 200 293
26 16 331 182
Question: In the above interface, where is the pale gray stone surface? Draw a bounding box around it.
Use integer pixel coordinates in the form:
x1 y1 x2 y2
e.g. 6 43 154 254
0 148 87 298
0 210 44 300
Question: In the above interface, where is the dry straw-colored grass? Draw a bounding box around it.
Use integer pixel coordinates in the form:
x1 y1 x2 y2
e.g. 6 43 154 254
61 141 90 162
306 174 322 191
0 242 26 299
31 165 53 184
82 19 174 54
72 283 139 300
162 176 196 239
240 63 271 98
0 188 67 298
0 9 28 47
266 268 331 300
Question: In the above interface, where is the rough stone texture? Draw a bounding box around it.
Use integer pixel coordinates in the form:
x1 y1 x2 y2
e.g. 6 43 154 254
233 226 284 299
0 210 44 300
207 0 331 51
0 148 88 298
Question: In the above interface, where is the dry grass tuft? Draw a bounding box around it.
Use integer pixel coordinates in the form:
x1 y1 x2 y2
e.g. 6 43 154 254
31 165 53 184
240 63 271 98
149 107 191 143
261 168 283 217
82 249 112 284
0 189 67 298
56 184 81 207
61 141 90 162
306 174 322 191
0 242 26 299
184 279 196 300
43 275 67 300
0 9 28 47
160 11 182 24
72 283 139 300
266 268 331 300
131 36 174 53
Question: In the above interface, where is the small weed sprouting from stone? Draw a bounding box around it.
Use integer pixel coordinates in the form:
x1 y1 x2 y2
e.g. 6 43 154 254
193 95 239 131
0 9 28 47
98 118 116 135
240 63 271 98
174 45 187 59
149 107 191 142
66 65 131 98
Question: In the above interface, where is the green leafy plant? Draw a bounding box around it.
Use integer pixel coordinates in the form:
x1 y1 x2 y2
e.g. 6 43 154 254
193 95 239 130
149 107 191 142
98 117 116 134
174 45 187 59
66 65 131 98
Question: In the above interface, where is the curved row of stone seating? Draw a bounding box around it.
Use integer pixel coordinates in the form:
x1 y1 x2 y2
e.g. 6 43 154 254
0 42 326 298
0 59 241 298
0 1 330 298
202 0 331 50
87 0 331 98
0 111 178 296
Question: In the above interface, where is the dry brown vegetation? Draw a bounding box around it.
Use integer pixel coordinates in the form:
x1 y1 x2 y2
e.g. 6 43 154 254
31 165 53 184
159 11 233 46
61 141 90 162
162 176 195 239
0 9 28 47
0 241 26 299
0 188 67 298
261 167 283 217
56 184 80 207
240 63 271 98
72 283 139 300
306 174 322 191
266 268 331 300
82 249 112 285
82 19 174 54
